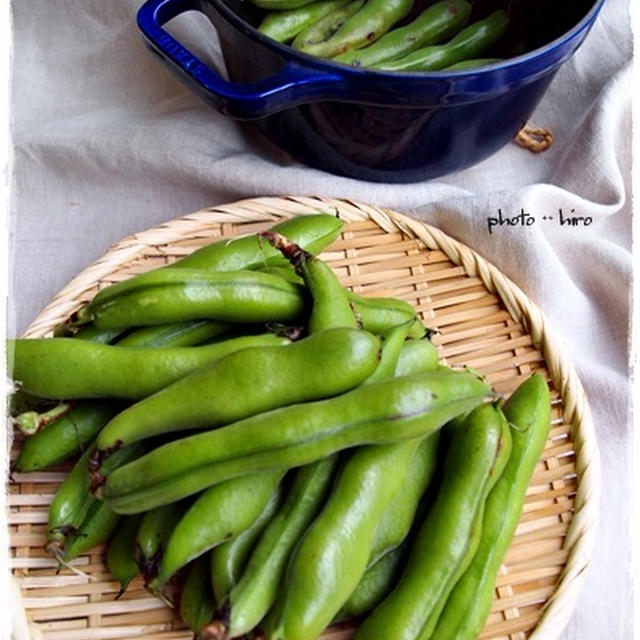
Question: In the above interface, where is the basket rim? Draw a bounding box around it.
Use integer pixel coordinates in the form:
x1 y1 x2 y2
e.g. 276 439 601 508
19 195 601 640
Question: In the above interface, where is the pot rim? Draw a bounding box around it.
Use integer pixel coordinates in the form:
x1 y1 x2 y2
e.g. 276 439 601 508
206 0 606 77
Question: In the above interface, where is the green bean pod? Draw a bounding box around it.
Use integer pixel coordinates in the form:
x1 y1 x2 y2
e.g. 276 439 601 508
266 439 421 640
61 500 122 563
150 470 285 590
377 9 509 71
338 543 406 621
46 443 144 559
259 0 352 43
116 319 230 348
173 214 343 273
210 485 285 604
106 514 144 598
46 447 96 556
414 413 513 640
429 374 550 640
396 336 439 377
64 324 124 343
352 402 509 640
9 333 288 400
135 501 188 582
12 321 215 431
414 505 485 640
394 336 439 375
361 334 440 567
346 291 427 338
300 0 415 59
362 322 411 383
14 401 121 472
258 264 304 285
10 322 121 435
334 0 472 67
13 315 234 471
367 432 440 567
181 554 216 634
71 269 307 330
261 232 358 333
92 327 379 457
102 367 493 513
204 457 340 639
254 269 428 338
257 262 426 337
292 0 366 50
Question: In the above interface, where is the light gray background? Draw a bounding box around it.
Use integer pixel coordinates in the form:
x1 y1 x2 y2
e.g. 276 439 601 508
8 0 634 638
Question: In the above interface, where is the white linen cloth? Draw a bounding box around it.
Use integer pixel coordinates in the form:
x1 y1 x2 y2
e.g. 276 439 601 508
7 0 634 638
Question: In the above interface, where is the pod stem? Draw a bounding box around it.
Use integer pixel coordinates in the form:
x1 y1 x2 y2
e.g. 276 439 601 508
149 585 175 608
140 546 165 587
67 306 93 328
52 321 77 337
13 401 76 435
46 524 82 556
90 470 107 496
46 537 94 580
88 443 123 494
259 232 313 274
55 553 95 581
45 537 66 559
143 573 176 609
264 323 305 341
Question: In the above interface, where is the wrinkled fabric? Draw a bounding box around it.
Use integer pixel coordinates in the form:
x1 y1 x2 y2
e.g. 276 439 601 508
8 0 633 638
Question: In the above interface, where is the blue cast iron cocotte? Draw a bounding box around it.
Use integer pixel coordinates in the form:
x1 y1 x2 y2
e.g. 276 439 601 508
137 0 605 183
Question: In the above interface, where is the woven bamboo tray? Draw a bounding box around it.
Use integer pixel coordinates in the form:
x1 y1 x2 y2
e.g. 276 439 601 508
9 196 600 640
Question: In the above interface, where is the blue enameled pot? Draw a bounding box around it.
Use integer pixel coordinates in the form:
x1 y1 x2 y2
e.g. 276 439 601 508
136 0 606 183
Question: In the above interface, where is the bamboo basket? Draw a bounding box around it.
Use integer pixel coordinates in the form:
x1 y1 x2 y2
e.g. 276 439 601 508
8 196 600 640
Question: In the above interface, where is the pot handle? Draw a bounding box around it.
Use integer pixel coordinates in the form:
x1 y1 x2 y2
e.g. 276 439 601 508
137 0 346 119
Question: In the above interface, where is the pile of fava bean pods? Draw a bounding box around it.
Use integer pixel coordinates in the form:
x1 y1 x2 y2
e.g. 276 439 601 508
9 213 552 640
253 0 511 71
